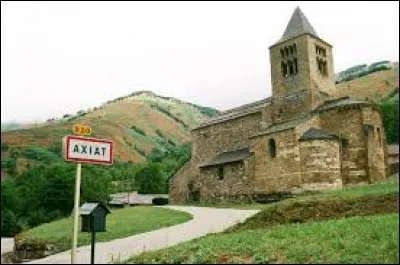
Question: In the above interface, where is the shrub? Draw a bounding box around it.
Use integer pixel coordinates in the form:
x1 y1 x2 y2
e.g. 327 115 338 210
135 164 165 194
134 145 146 157
1 142 9 152
20 147 59 162
380 100 399 143
131 126 146 136
155 129 165 138
152 197 169 205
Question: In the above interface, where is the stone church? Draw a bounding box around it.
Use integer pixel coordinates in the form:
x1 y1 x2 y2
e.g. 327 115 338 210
169 7 388 203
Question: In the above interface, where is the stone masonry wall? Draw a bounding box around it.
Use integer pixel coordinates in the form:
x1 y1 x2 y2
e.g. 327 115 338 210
361 106 388 181
270 35 311 98
169 112 262 203
198 156 255 201
169 160 192 204
307 36 336 95
318 107 369 184
192 112 262 167
299 139 342 191
252 129 302 193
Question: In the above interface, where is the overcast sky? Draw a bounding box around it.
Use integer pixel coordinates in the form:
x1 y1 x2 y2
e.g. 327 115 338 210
1 1 399 123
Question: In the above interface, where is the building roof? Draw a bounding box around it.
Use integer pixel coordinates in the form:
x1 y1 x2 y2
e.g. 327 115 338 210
199 148 252 168
314 96 371 112
193 97 270 130
273 7 319 46
79 202 110 215
250 114 314 138
299 128 339 141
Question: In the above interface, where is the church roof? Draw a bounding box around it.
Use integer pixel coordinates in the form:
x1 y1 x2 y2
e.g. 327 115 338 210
193 97 271 130
199 148 251 168
314 96 371 112
299 128 339 141
272 7 320 46
250 114 314 138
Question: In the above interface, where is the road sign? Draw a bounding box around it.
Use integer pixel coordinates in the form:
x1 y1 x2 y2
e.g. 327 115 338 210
63 135 114 263
72 124 92 136
63 135 114 165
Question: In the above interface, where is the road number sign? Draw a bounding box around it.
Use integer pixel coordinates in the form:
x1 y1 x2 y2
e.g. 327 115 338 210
72 124 92 136
63 135 113 165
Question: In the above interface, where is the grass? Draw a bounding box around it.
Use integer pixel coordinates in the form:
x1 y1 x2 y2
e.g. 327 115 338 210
125 213 399 264
18 206 192 253
229 193 398 232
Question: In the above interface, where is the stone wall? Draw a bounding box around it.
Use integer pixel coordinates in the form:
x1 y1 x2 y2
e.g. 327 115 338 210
270 35 311 98
192 112 262 166
361 106 388 181
318 106 369 184
198 156 255 201
252 129 302 193
318 105 388 184
262 91 312 125
170 112 262 203
169 160 192 204
299 139 342 190
306 36 336 95
269 35 335 100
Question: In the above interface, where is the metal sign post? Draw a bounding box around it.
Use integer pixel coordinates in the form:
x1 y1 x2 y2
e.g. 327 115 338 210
91 231 96 264
71 162 82 264
63 125 113 264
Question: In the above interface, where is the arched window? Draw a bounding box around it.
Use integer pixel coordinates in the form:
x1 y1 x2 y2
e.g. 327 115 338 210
218 167 224 180
281 61 288 78
289 46 293 55
325 61 328 75
294 58 298 74
293 44 297 54
341 139 349 153
377 127 382 147
268 139 276 158
284 47 289 57
317 58 322 72
288 60 294 75
280 49 284 58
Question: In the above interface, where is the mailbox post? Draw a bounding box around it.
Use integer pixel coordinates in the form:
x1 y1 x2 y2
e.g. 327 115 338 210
79 202 110 264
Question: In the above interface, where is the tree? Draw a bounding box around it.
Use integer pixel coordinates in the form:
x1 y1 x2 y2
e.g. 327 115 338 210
135 164 165 194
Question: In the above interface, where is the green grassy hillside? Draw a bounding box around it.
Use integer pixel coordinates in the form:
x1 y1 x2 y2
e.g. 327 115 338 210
1 91 218 164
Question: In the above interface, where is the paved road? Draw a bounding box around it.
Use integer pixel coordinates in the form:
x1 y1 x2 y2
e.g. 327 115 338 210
24 206 259 264
1 238 14 254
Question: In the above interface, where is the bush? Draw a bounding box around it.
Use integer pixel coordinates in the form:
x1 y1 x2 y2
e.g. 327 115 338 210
131 126 146 136
136 164 165 194
1 142 9 151
20 147 59 162
380 100 399 143
152 197 169 205
155 129 165 138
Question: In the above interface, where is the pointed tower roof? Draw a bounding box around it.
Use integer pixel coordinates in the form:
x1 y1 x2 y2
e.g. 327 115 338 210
272 7 319 46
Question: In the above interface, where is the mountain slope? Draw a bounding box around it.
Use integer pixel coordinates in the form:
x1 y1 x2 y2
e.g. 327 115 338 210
1 91 218 163
335 62 398 101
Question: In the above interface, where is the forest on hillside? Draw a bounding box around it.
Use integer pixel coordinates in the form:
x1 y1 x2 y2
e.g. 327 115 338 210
1 142 191 236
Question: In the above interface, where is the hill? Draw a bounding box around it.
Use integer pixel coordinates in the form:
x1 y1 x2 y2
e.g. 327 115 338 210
1 91 218 163
335 62 399 101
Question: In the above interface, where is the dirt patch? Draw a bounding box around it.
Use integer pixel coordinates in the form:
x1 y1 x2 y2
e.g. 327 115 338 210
229 193 399 232
215 252 254 264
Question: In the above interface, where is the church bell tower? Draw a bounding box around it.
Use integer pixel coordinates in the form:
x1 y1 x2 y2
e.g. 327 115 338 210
269 7 336 102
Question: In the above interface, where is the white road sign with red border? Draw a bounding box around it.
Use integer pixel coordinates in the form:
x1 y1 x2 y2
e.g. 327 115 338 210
63 135 114 165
